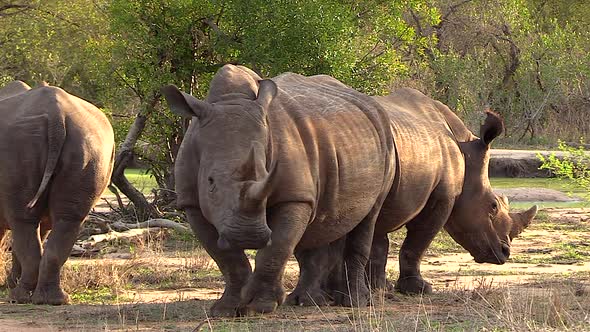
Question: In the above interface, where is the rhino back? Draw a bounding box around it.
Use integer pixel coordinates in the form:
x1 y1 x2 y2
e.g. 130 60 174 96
267 73 396 247
372 88 468 233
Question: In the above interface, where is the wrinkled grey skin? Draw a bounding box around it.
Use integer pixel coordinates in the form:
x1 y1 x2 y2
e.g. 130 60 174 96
161 64 396 316
0 81 115 305
287 88 538 305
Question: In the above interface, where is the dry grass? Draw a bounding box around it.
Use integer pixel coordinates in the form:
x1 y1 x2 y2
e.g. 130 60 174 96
1 256 589 330
0 230 10 287
59 230 219 303
1 211 589 331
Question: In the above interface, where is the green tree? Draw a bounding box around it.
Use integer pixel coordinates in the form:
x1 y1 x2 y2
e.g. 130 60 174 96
101 0 438 219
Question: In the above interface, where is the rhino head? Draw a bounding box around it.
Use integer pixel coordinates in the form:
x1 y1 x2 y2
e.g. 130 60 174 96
444 111 537 264
161 77 279 250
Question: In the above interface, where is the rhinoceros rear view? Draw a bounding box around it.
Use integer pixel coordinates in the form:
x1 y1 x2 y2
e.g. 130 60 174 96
0 81 115 305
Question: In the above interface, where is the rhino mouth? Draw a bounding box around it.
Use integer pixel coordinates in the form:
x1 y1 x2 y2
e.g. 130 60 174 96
474 242 510 264
216 224 272 250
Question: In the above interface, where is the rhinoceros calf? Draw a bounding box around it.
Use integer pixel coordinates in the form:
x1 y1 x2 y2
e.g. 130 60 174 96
161 64 396 316
0 81 114 305
288 88 538 305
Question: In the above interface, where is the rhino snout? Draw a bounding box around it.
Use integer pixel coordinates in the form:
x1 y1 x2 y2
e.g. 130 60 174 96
217 227 272 250
501 243 510 259
474 243 510 264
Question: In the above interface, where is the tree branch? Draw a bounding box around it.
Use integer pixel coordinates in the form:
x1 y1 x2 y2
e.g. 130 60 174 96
437 0 474 28
0 4 33 17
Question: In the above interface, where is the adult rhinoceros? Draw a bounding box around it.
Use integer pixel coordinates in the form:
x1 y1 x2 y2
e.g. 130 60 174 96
0 81 114 305
287 88 538 306
162 64 397 316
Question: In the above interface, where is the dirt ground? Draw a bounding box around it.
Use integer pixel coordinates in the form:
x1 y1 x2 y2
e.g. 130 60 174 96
1 190 589 331
494 187 583 202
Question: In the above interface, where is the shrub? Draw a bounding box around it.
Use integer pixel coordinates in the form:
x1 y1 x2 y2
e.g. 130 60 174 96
538 140 590 195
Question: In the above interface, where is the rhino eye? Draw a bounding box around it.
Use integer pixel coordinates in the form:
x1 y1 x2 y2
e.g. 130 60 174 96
491 201 499 214
208 177 216 193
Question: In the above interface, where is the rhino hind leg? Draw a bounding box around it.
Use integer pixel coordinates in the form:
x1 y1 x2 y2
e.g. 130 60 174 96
31 214 80 305
184 208 253 317
333 203 385 307
395 197 453 295
286 238 345 306
8 221 42 304
32 164 110 305
367 234 390 290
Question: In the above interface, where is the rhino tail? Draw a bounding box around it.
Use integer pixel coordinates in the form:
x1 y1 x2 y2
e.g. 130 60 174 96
27 114 66 209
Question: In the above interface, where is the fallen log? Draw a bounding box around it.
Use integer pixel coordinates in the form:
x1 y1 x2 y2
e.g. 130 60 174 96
110 219 191 233
81 228 160 247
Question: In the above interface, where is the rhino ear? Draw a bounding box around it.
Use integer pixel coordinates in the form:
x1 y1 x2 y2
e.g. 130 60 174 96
509 205 538 239
256 79 277 110
161 85 212 119
480 110 504 146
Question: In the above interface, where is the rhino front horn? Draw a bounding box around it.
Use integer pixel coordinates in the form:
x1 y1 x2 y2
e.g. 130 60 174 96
246 161 278 202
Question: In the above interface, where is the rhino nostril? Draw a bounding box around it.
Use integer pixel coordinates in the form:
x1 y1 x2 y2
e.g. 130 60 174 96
501 243 510 259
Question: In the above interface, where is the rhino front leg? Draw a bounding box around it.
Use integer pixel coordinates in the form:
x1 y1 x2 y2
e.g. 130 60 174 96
240 203 311 315
395 197 453 295
185 208 252 317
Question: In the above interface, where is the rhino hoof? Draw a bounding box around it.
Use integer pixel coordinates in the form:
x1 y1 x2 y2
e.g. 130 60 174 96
239 279 285 315
285 288 331 306
240 299 279 315
333 285 370 307
8 286 33 304
395 276 433 295
209 296 241 317
31 287 70 305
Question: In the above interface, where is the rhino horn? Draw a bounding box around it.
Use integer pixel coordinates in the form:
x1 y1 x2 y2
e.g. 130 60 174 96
245 161 278 202
238 142 268 181
509 205 538 239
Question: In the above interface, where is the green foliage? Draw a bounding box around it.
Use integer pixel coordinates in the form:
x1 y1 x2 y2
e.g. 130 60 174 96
2 0 590 197
538 140 590 196
69 287 125 304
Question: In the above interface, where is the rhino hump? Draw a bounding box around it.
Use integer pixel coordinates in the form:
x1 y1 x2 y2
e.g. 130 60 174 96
0 80 31 101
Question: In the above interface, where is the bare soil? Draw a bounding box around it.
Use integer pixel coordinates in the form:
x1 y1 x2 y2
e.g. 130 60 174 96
494 188 583 202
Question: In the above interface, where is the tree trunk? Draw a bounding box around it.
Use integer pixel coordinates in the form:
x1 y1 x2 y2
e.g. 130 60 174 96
111 98 161 221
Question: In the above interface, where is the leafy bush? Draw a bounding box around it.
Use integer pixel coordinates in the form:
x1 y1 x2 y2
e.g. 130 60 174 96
538 140 590 195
